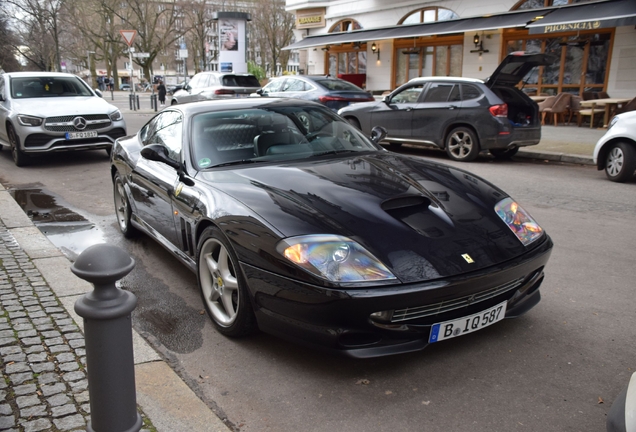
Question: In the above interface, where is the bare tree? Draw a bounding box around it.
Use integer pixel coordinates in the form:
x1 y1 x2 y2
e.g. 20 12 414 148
250 0 294 77
0 15 22 71
183 0 215 74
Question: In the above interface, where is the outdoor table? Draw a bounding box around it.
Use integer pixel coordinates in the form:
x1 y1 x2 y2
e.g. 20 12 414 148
580 98 631 127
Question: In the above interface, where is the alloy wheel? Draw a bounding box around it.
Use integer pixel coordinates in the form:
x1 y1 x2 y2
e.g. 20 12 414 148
199 238 240 327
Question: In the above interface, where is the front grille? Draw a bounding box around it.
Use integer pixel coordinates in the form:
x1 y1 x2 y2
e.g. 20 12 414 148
391 277 525 323
24 130 124 148
45 114 111 132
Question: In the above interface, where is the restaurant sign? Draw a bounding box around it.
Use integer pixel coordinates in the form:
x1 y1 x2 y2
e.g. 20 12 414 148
539 20 602 33
296 8 325 30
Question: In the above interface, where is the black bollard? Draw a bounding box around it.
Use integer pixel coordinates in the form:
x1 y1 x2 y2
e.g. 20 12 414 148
135 94 140 110
150 94 157 111
72 244 142 432
128 94 136 111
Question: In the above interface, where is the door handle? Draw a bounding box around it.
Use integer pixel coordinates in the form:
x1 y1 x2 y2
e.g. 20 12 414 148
448 105 458 110
405 107 413 111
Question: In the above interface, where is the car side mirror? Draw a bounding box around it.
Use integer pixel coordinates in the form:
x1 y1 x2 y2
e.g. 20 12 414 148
256 89 263 95
185 85 192 92
370 126 388 144
141 144 195 186
141 144 180 170
382 96 390 104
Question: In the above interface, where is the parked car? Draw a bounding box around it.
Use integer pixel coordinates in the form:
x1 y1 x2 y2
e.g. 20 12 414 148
338 52 555 162
119 83 131 91
167 80 188 95
0 71 127 167
607 371 636 432
593 111 636 182
171 72 261 104
254 75 375 111
110 98 553 358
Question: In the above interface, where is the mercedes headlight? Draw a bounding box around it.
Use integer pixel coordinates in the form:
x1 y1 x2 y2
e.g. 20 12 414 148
17 115 43 127
495 198 543 246
277 235 396 283
109 110 122 121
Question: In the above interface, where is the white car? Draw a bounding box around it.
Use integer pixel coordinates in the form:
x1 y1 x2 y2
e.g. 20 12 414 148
0 71 127 167
593 111 636 182
607 371 636 432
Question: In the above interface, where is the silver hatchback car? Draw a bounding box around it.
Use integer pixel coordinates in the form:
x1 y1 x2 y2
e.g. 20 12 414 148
0 71 127 167
171 72 261 105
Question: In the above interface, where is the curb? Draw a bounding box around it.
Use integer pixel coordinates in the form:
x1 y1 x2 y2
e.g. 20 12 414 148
516 149 594 166
0 184 231 432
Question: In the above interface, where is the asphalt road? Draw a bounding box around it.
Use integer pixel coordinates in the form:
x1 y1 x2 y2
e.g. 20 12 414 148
0 106 635 432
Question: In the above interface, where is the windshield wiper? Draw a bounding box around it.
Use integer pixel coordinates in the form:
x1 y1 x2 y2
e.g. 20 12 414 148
312 149 357 157
210 159 256 168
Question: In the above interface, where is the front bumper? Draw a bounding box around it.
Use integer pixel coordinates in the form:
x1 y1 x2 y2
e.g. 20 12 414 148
242 235 553 358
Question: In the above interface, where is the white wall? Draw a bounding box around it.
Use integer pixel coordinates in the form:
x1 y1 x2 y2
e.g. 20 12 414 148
461 32 502 80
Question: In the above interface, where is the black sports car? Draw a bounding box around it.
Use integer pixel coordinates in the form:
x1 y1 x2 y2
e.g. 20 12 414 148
111 98 552 358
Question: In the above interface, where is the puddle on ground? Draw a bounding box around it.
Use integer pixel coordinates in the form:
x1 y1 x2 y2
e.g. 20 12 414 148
9 188 106 260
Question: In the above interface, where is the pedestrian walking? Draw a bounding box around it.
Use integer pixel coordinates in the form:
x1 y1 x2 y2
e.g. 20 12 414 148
157 80 167 106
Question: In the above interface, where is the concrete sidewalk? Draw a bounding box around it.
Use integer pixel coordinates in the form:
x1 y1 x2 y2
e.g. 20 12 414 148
516 124 605 165
0 187 231 431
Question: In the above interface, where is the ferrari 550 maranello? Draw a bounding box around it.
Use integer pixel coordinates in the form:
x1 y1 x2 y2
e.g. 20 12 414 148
110 98 552 358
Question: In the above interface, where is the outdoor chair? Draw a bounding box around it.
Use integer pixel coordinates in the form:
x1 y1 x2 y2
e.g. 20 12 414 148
582 91 598 101
566 96 581 125
541 93 571 126
577 100 602 128
596 91 610 99
538 96 556 125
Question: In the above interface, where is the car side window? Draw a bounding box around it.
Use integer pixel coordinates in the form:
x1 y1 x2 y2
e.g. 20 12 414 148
146 111 183 162
461 84 482 101
264 79 285 93
0 78 4 100
284 79 305 92
391 84 424 104
422 83 455 103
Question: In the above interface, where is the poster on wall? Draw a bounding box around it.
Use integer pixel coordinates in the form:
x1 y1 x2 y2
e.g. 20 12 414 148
220 19 239 51
221 63 233 72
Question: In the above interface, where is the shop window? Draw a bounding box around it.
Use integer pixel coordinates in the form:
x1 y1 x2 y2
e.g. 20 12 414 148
394 44 462 87
326 19 366 76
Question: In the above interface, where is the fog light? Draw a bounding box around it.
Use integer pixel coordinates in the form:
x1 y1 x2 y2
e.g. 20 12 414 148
370 310 394 322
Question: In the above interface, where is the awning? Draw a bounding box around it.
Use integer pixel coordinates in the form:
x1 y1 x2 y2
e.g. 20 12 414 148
284 8 550 50
527 0 636 34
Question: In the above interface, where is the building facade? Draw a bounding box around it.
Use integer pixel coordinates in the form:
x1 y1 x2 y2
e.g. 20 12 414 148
285 0 636 97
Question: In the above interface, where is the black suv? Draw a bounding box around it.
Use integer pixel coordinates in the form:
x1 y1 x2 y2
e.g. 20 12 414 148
338 52 553 161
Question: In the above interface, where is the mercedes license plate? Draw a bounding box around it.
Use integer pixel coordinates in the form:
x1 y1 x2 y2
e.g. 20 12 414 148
65 131 97 140
429 301 507 343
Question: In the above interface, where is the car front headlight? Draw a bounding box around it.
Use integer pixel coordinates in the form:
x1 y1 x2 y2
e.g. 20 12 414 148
277 234 396 283
109 110 123 121
495 198 543 246
17 115 43 127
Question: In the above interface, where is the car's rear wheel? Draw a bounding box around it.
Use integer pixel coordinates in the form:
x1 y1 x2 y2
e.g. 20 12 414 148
197 227 256 337
8 124 30 167
604 142 636 183
490 146 519 159
113 172 137 238
446 127 479 162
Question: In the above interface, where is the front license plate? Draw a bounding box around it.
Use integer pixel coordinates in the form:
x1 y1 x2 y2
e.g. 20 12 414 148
429 301 507 343
65 131 97 140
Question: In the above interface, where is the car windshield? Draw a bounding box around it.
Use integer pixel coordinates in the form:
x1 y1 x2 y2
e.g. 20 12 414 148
191 106 380 169
221 75 261 87
11 76 93 99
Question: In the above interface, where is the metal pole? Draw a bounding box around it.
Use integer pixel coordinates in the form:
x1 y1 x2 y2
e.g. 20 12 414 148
72 244 142 432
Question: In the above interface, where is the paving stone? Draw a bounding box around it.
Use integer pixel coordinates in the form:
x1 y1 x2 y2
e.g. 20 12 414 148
10 372 33 385
62 371 85 382
13 323 33 332
17 329 37 338
69 339 85 349
0 416 16 429
37 373 59 386
6 362 30 374
25 345 44 354
52 404 77 418
65 332 83 340
27 352 48 362
13 383 36 396
80 403 90 414
55 353 75 363
48 393 70 407
15 394 40 408
44 337 65 346
0 404 11 415
69 380 88 392
42 330 61 338
52 414 86 430
0 346 22 355
59 362 80 372
41 382 66 397
74 391 89 404
50 344 71 353
4 352 26 363
0 337 16 346
22 418 52 432
22 337 41 346
20 404 47 418
31 362 55 373
0 329 15 338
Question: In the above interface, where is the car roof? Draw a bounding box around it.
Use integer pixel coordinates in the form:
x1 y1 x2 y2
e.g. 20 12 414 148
4 71 82 78
194 71 256 77
171 97 326 116
407 76 484 84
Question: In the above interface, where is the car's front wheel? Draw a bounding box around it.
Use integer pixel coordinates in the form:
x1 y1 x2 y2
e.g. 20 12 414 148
8 125 30 167
446 127 479 162
113 172 137 238
604 142 636 182
197 227 256 337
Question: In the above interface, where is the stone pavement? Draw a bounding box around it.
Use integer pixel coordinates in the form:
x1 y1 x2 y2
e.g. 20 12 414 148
0 188 232 432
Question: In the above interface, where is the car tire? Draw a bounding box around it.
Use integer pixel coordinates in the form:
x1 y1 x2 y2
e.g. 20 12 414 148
197 226 256 337
113 172 138 238
8 124 30 167
490 146 519 159
604 142 636 183
446 127 480 162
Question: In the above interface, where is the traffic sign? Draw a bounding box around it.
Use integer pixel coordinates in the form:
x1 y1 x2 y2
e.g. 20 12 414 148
120 30 137 47
132 52 150 58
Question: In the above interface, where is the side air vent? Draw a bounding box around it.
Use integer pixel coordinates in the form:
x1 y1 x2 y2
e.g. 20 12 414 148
381 195 431 211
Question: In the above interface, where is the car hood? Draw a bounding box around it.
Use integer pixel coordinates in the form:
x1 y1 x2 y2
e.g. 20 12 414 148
196 152 539 283
12 96 118 117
